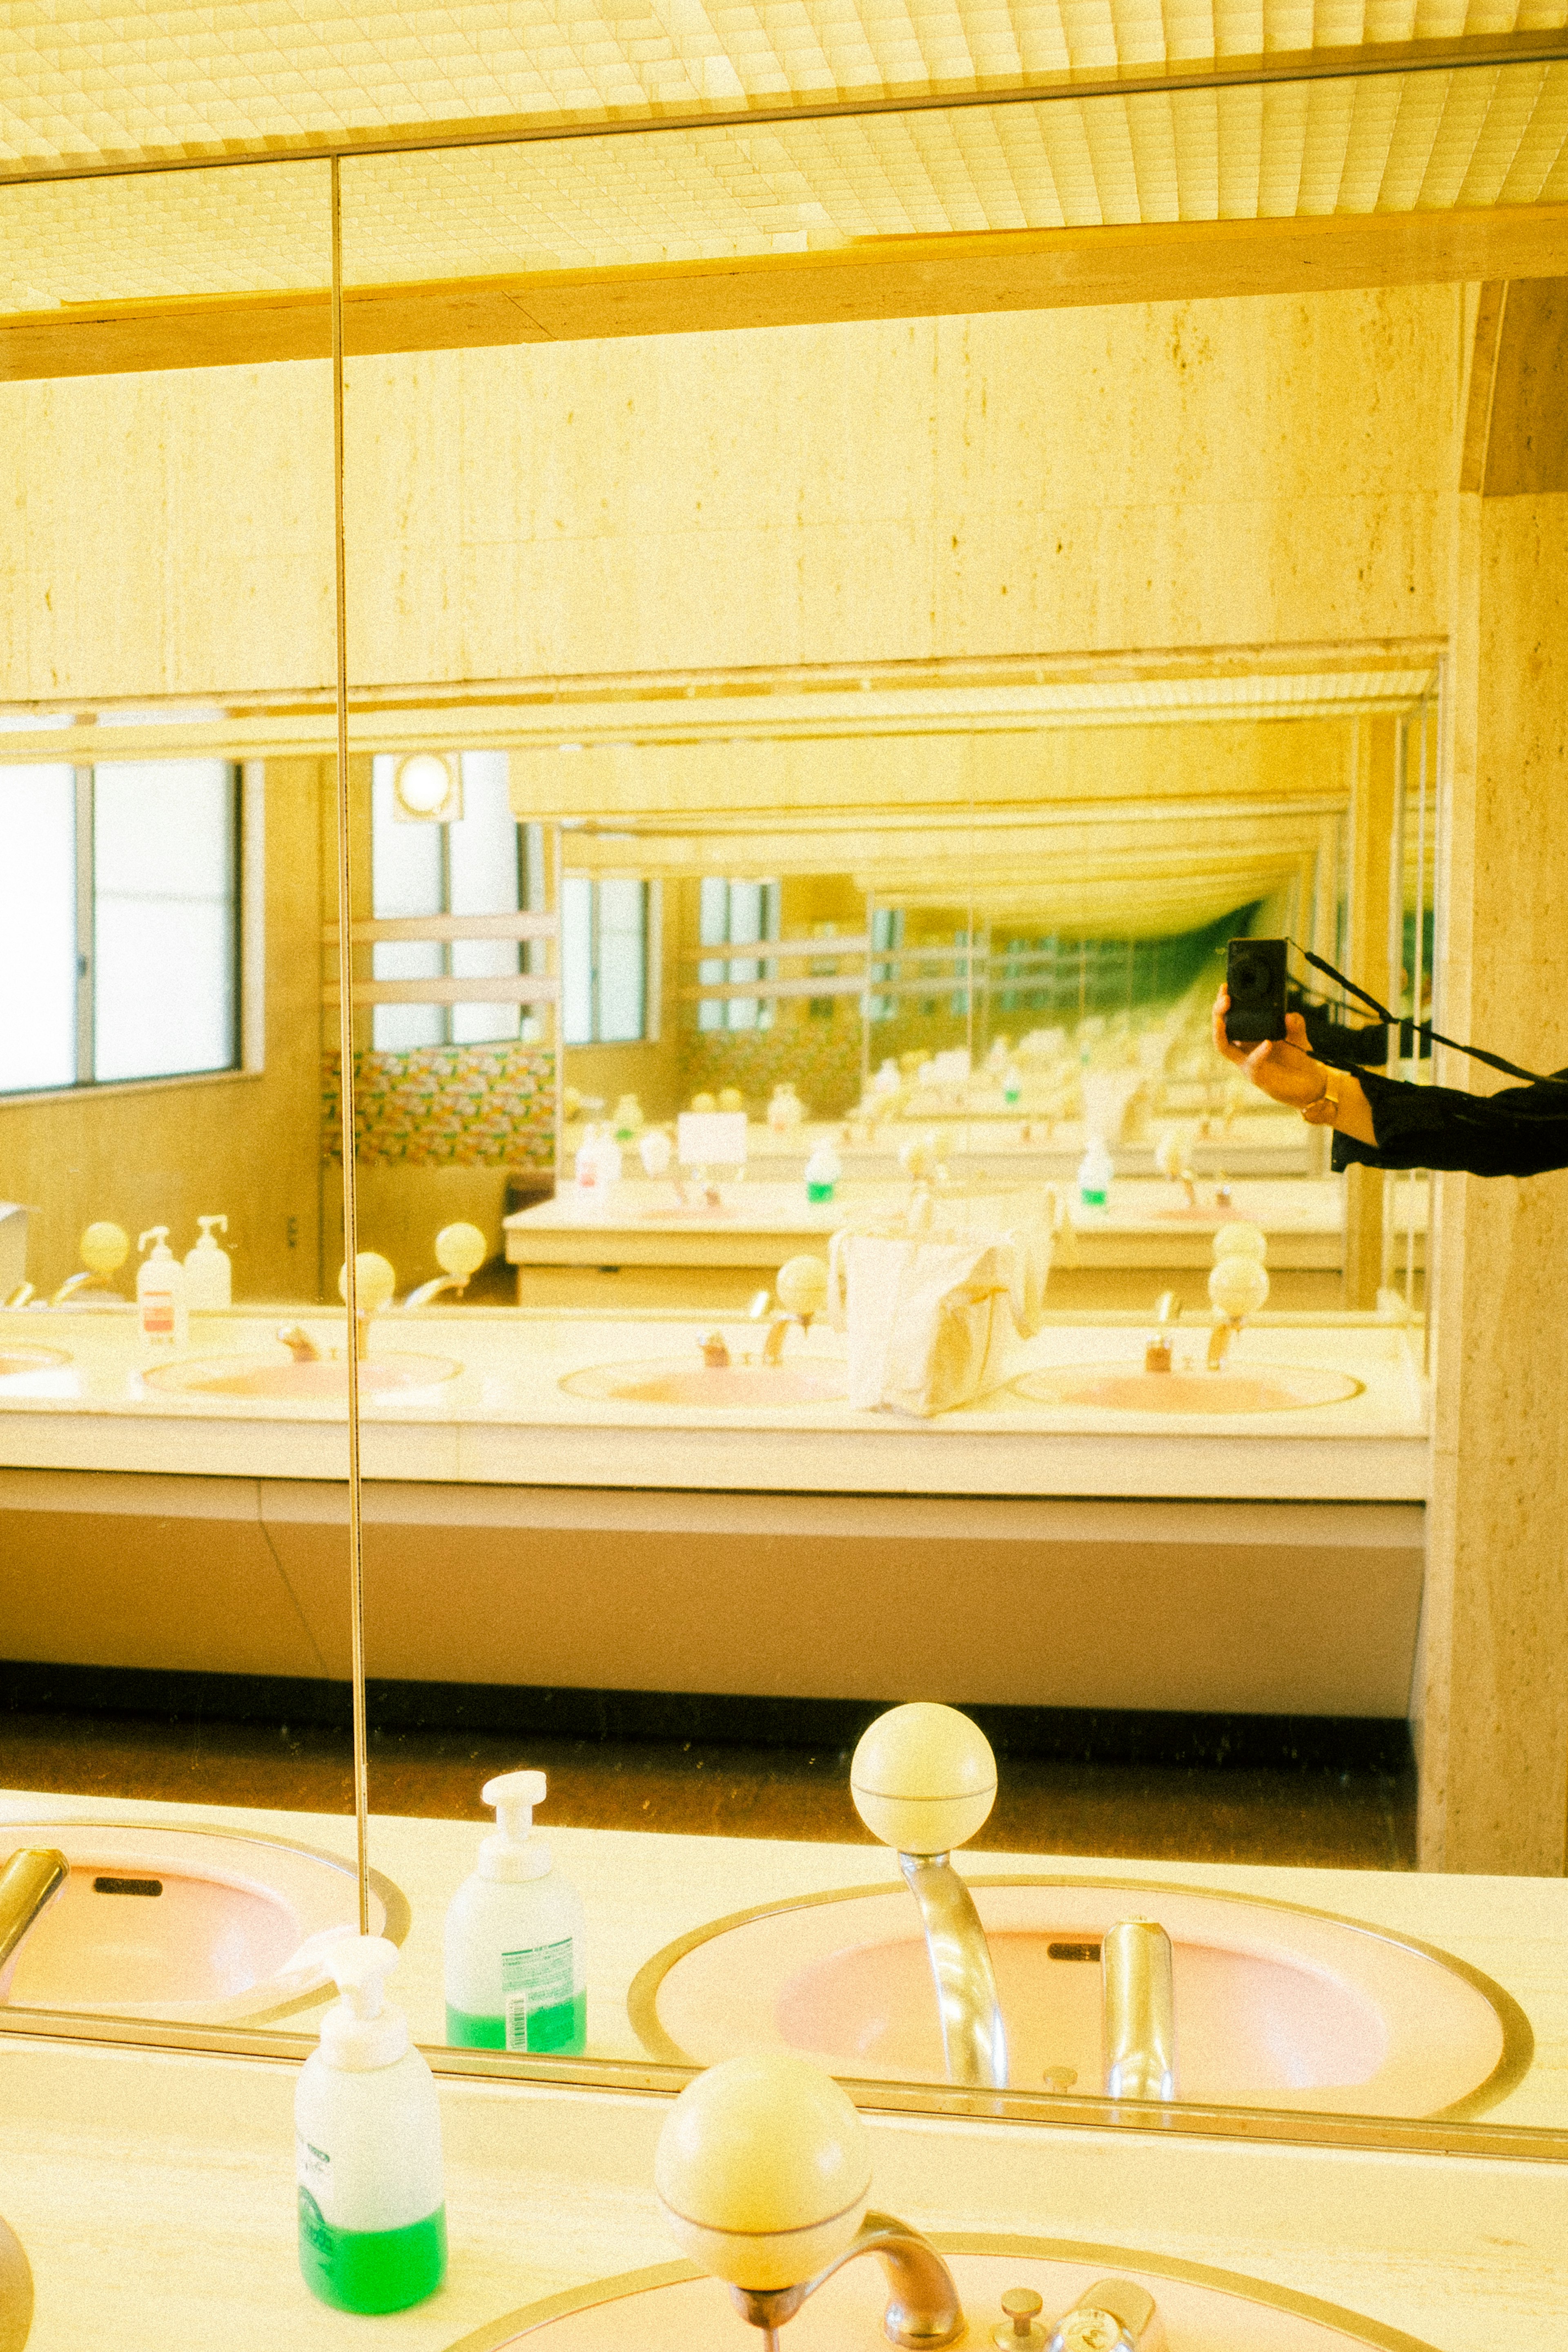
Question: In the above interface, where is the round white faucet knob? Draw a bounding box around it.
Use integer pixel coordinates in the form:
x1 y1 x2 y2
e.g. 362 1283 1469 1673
1208 1254 1269 1320
80 1221 130 1276
655 2052 870 2291
339 1252 397 1313
775 1254 829 1318
1212 1222 1267 1263
434 1222 488 1279
850 1702 997 1856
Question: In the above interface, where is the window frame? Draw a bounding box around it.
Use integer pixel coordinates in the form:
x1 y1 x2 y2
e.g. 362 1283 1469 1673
0 756 246 1100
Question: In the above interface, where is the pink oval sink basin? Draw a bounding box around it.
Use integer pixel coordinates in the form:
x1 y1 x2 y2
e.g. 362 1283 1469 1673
143 1352 460 1399
561 1357 845 1407
629 1877 1527 2118
0 1345 71 1379
1011 1363 1363 1413
443 2239 1443 2352
0 1819 409 2025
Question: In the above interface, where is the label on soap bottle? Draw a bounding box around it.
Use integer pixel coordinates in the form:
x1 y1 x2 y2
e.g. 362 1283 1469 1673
501 1935 584 2052
141 1286 175 1339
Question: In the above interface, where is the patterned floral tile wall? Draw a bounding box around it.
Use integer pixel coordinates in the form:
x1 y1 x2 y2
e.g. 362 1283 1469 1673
323 1045 557 1171
677 1016 863 1118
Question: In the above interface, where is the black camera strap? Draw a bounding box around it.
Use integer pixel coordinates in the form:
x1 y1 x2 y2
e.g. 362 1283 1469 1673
1292 945 1568 1091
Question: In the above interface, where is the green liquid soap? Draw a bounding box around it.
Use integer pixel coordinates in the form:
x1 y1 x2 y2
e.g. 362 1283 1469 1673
298 2192 447 2314
806 1180 836 1203
445 1986 587 2054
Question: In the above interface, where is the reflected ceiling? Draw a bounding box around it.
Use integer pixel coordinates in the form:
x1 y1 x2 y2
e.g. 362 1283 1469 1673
2 0 1565 182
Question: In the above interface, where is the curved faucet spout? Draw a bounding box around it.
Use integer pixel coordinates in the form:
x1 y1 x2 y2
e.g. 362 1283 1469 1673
898 1851 1008 2089
1102 1918 1176 2101
731 2212 964 2350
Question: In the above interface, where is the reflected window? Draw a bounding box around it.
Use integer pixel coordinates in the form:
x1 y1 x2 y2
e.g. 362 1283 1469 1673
698 876 780 1033
0 758 240 1095
561 875 650 1046
370 753 544 1049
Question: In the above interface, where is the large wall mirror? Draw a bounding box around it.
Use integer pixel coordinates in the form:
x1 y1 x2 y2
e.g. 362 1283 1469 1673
3 89 1554 2161
0 159 402 2035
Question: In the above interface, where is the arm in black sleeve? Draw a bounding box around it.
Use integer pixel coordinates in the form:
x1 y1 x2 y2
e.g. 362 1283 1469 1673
1333 1068 1568 1178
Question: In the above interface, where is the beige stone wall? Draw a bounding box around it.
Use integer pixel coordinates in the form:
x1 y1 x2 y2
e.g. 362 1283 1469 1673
2 285 1462 706
1422 483 1568 1874
342 288 1461 687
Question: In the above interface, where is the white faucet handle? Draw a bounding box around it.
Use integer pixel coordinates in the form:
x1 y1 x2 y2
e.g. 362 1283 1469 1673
339 1252 396 1313
434 1222 488 1279
655 2052 870 2291
850 1702 997 1856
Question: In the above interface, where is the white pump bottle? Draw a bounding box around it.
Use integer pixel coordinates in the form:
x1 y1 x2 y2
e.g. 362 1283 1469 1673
183 1215 232 1308
295 1934 446 2314
136 1227 188 1348
443 1770 587 2053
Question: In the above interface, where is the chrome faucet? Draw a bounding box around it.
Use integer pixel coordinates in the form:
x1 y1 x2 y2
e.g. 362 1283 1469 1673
851 1704 1009 2091
731 2213 964 2352
898 1851 1008 2089
1145 1289 1182 1373
1102 1918 1176 2100
277 1323 323 1363
3 1283 33 1309
403 1272 469 1309
49 1270 117 1307
0 1848 69 1997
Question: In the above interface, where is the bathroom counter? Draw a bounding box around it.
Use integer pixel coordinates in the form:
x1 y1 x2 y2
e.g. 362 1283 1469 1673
504 1176 1358 1274
563 1117 1314 1181
5 2034 1568 2352
7 1790 1568 2130
0 1306 1429 1499
4 1801 1568 2350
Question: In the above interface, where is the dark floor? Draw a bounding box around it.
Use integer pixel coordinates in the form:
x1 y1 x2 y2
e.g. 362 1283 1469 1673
0 1704 1416 1871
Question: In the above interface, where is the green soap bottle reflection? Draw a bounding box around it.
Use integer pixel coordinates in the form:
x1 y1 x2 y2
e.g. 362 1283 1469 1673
445 1768 589 2056
295 1933 448 2316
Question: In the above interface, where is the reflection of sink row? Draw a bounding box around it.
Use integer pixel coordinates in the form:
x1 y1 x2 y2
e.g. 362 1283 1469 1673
561 1357 846 1407
143 1352 460 1400
629 1874 1527 2117
557 1356 1363 1416
446 2238 1445 2352
1011 1363 1365 1414
0 1820 409 2024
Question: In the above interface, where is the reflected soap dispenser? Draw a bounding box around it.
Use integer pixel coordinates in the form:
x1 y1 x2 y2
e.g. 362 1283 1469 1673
296 1934 446 2315
183 1215 231 1309
444 1770 587 2054
136 1227 188 1348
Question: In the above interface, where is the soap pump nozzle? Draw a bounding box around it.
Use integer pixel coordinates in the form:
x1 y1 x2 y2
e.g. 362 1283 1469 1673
194 1215 228 1245
138 1226 172 1258
479 1768 550 1883
320 1933 409 2070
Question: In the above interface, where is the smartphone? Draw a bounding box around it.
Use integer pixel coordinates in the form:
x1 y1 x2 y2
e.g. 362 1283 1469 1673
1225 938 1289 1045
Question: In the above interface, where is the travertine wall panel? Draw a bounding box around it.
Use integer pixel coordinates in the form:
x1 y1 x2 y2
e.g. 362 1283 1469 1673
0 361 334 703
1424 488 1568 1874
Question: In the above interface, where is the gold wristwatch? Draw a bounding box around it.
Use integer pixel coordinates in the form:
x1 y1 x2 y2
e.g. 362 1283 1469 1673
1301 1068 1342 1126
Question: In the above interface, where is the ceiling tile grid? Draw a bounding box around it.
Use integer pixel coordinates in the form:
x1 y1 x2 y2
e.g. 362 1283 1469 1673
0 0 1564 167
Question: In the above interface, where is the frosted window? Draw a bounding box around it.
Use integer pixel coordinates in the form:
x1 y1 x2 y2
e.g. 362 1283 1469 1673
93 762 238 1083
596 879 646 1045
0 765 76 1094
561 875 646 1045
371 755 444 1050
561 875 594 1046
696 876 778 1033
450 753 522 1046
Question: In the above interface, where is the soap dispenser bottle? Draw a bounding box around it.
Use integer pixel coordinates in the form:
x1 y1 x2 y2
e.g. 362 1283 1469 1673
136 1228 188 1348
183 1215 232 1309
443 1770 587 2054
296 1934 446 2314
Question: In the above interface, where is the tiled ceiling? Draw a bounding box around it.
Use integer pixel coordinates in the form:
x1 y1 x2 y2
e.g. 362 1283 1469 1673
0 62 1563 309
1 0 1565 173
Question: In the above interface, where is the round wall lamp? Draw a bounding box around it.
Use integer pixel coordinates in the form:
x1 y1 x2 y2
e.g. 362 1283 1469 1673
392 752 462 824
